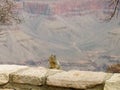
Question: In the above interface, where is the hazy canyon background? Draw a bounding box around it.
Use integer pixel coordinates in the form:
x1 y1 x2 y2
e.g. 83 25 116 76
0 0 120 71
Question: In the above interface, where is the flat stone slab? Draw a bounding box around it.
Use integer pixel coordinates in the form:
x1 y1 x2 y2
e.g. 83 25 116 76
0 89 14 90
0 65 28 85
46 69 64 77
47 70 109 89
104 74 120 90
10 67 48 86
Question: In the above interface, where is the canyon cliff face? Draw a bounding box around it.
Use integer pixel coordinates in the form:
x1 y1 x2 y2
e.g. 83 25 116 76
0 0 120 71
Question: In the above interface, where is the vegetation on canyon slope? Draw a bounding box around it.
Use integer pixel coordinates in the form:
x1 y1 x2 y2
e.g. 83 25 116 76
0 0 21 24
106 0 120 21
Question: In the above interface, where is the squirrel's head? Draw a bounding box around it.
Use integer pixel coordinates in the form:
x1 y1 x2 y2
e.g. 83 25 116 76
50 54 56 59
49 54 56 60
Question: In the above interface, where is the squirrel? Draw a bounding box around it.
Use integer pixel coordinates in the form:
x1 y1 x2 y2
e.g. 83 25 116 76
48 55 61 69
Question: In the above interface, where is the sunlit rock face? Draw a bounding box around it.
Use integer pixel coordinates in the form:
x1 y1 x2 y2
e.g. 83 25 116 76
104 74 120 90
47 70 109 89
0 0 120 71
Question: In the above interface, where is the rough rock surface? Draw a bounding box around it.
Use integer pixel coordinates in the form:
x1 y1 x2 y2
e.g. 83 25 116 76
10 67 48 85
104 74 120 90
0 65 28 85
0 65 118 90
47 70 109 89
0 89 14 90
46 69 64 77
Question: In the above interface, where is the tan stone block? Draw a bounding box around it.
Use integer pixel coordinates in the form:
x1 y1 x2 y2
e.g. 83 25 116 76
46 69 64 77
0 65 28 85
104 74 120 90
47 70 109 89
10 67 48 86
0 89 14 90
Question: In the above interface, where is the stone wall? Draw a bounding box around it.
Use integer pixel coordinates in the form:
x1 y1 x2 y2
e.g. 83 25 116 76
0 65 119 90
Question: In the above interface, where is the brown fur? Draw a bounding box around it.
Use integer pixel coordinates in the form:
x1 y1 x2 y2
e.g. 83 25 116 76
48 55 61 69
